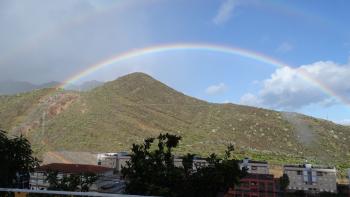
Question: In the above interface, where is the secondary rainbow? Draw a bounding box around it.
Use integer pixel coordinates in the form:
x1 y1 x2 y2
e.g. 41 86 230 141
59 43 350 106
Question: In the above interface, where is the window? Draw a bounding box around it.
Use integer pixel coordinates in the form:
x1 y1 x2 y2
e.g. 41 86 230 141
317 171 323 176
297 170 302 175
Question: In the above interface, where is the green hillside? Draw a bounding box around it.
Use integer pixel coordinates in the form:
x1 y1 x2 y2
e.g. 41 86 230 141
0 72 349 171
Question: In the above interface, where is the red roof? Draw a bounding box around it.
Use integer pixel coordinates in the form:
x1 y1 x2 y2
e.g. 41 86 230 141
36 163 113 174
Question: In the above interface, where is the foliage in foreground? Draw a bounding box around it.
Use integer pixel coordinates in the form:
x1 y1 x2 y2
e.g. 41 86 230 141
45 171 97 192
122 133 247 197
0 129 39 188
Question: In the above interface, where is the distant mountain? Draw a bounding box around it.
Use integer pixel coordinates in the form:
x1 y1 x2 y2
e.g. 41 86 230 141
36 81 61 89
0 72 349 171
64 80 104 91
0 80 38 95
0 80 104 95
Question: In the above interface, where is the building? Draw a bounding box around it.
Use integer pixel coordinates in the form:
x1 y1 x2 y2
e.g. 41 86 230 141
97 153 118 168
225 174 277 197
30 163 113 190
173 156 208 171
283 164 337 193
225 158 278 197
239 158 269 175
115 152 131 172
97 152 130 173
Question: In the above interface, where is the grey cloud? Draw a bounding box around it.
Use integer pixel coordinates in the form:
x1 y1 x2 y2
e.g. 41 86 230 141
0 0 154 83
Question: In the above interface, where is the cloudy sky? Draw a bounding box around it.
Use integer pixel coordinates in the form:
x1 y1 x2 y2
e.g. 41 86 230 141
1 0 350 123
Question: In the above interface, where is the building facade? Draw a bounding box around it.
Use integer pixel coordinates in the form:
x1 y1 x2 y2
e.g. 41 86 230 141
225 174 277 197
239 158 269 175
283 164 337 193
97 152 130 173
97 153 118 169
225 158 278 197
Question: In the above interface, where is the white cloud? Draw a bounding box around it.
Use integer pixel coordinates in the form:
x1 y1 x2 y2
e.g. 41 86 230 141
276 42 293 53
240 61 350 109
240 93 261 106
336 119 350 125
212 0 238 25
205 83 228 95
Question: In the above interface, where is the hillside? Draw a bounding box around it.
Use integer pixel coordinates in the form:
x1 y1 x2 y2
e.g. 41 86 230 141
0 72 349 171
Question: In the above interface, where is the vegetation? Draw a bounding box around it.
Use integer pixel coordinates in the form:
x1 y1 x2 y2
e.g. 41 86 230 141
0 72 349 171
279 173 290 192
122 133 246 197
45 171 97 192
0 130 39 188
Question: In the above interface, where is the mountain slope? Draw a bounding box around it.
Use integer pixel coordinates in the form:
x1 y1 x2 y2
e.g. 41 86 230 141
0 72 349 170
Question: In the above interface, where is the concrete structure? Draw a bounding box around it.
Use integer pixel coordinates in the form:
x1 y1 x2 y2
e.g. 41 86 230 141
115 152 131 172
97 152 130 173
239 158 269 175
283 164 337 193
30 163 113 190
97 153 118 169
173 156 208 170
225 158 277 196
225 174 277 197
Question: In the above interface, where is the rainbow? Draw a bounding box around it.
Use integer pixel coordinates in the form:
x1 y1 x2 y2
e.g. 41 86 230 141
59 43 350 106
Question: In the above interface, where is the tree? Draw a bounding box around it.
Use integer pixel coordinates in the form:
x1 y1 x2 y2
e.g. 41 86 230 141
46 171 97 192
122 133 246 197
279 173 290 192
0 129 39 188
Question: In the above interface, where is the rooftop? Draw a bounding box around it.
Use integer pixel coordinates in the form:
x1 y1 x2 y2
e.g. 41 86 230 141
35 163 113 174
283 164 335 169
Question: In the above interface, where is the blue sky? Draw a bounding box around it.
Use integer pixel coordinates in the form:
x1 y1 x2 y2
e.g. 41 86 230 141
1 0 350 123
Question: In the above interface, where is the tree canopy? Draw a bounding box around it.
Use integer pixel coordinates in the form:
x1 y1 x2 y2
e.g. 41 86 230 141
122 133 246 197
0 129 39 188
45 171 97 192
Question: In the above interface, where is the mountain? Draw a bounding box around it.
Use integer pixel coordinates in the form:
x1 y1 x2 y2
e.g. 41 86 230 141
64 80 104 91
0 80 104 95
0 72 349 171
0 80 60 95
0 80 37 95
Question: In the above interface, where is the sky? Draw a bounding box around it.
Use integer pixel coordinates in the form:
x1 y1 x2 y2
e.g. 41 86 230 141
1 0 350 124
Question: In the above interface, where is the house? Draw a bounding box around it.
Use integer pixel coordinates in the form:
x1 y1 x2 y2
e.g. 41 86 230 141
283 164 337 193
29 163 113 190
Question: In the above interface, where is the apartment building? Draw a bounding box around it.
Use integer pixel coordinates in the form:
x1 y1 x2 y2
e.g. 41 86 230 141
226 158 277 197
283 164 337 193
225 174 277 197
30 163 113 190
239 158 269 174
173 156 209 170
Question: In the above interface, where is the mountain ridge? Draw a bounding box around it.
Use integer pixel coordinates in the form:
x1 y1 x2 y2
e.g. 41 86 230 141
0 72 349 171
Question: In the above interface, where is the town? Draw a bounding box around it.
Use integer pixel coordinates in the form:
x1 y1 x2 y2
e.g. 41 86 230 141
25 151 350 196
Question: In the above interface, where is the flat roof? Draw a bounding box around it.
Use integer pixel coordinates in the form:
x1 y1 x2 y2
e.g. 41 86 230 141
35 163 113 174
283 164 335 170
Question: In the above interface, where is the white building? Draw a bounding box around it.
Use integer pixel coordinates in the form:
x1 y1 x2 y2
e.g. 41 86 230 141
97 152 131 173
239 158 269 174
283 164 337 193
97 153 118 169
